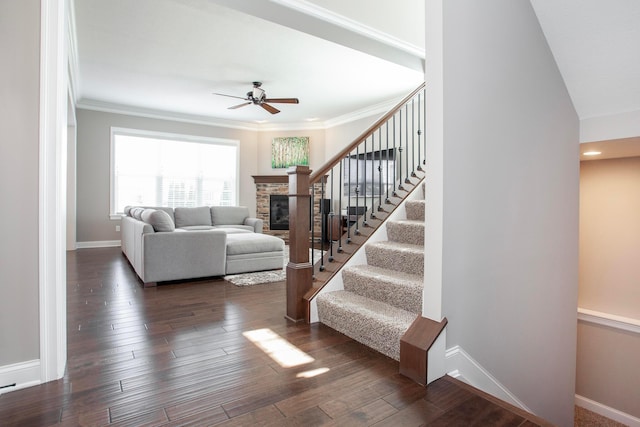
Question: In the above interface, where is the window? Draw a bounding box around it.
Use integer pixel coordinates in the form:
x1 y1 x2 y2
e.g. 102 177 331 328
110 128 238 218
343 149 395 196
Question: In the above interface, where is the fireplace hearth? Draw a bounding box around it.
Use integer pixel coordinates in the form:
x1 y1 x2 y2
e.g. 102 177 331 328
270 195 289 230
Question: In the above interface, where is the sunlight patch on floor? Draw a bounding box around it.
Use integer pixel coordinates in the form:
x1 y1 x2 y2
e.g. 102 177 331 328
296 367 330 378
243 328 314 368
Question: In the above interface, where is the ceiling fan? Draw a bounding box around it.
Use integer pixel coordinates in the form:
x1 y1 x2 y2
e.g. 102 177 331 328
213 81 299 114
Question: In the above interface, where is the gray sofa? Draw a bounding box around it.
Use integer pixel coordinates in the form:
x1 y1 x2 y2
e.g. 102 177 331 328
121 205 285 287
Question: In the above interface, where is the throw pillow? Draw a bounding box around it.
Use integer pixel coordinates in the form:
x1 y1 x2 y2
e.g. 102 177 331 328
131 207 144 220
142 209 175 232
140 208 156 223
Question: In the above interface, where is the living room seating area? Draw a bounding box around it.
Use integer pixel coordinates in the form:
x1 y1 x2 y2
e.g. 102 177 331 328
121 205 285 287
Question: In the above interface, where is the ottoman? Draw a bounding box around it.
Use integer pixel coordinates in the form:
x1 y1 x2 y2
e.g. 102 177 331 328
225 233 285 275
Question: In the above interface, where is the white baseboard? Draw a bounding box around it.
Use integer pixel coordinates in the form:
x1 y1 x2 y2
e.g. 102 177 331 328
76 240 121 249
576 394 640 427
0 360 41 395
445 345 532 413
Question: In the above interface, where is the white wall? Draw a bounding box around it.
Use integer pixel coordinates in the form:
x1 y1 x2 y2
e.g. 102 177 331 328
432 1 579 425
0 0 41 367
324 114 379 160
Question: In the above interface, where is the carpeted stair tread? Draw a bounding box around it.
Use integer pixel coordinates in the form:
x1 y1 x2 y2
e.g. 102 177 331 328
342 264 423 314
405 200 425 221
386 219 424 246
316 290 417 361
365 240 424 276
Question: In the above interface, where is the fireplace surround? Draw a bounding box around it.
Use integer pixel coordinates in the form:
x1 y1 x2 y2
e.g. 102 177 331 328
269 194 289 230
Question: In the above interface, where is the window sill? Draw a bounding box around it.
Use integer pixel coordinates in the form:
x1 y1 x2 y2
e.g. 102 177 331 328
110 214 123 221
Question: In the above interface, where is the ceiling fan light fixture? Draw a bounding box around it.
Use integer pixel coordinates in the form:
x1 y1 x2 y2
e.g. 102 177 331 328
252 87 265 101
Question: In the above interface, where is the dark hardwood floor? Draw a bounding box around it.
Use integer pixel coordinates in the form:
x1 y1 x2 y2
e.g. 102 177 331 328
0 247 553 426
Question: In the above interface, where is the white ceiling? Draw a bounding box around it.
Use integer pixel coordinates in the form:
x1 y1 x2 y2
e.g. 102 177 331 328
72 0 425 127
530 0 640 120
73 0 640 132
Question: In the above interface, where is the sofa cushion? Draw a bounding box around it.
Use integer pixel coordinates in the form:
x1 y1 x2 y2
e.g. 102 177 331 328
211 206 250 226
174 206 212 228
141 209 175 232
226 233 285 255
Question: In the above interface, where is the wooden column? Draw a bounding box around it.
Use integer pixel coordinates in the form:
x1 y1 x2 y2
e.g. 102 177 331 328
285 166 313 323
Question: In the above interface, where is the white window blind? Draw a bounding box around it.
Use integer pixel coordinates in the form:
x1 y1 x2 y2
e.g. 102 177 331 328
111 128 238 216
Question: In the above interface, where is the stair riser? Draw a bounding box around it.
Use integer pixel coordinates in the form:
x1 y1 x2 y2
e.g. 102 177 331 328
342 269 422 314
386 222 424 246
405 200 425 221
366 245 424 276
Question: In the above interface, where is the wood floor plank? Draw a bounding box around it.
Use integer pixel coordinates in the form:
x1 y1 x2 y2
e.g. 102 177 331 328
370 398 444 426
424 394 525 427
209 405 285 426
323 398 399 426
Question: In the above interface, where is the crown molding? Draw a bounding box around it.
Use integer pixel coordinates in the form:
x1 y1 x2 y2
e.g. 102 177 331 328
76 97 395 132
76 99 262 131
271 0 425 58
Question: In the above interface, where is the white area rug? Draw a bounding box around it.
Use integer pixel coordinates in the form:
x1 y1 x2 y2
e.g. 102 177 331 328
225 246 322 286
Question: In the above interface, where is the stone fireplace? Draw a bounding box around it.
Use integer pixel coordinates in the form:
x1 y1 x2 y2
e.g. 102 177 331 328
253 175 325 243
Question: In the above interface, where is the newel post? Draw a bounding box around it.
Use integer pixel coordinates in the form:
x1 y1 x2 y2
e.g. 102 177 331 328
286 165 313 323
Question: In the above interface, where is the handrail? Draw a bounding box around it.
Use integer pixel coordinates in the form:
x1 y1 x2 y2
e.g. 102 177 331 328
309 82 426 184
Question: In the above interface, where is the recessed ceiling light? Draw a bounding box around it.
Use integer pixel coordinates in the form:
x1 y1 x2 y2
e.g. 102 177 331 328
305 117 318 122
582 151 602 156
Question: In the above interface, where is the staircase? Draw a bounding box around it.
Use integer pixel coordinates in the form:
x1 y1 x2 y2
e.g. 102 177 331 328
316 185 425 361
285 83 438 374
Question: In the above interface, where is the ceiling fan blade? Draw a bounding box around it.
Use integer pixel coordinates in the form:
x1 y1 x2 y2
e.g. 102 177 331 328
263 98 299 104
213 92 248 100
261 103 280 114
228 102 252 110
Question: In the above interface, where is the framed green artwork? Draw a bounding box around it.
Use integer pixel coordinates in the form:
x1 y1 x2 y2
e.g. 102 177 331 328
271 136 309 169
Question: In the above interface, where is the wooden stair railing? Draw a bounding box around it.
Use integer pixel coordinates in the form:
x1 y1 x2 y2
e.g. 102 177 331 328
286 82 426 323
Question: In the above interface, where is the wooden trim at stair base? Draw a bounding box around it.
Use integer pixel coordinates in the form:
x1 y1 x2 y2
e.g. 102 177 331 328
286 262 313 323
400 316 448 386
